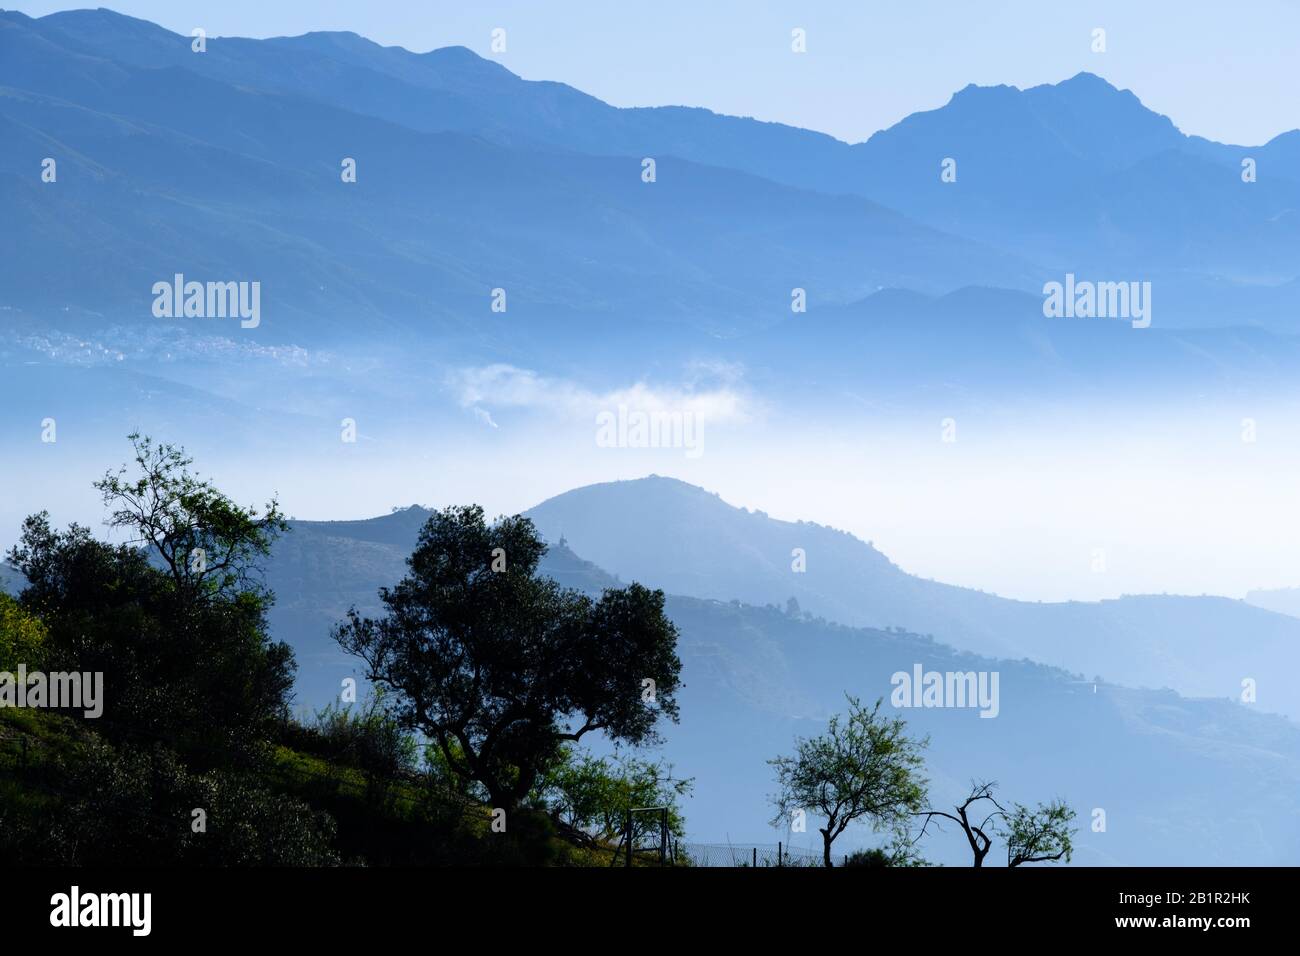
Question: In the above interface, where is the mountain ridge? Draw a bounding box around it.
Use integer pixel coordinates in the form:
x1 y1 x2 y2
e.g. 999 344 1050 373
5 7 1300 334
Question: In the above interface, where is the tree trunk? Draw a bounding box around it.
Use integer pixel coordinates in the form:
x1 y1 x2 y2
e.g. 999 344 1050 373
821 828 833 867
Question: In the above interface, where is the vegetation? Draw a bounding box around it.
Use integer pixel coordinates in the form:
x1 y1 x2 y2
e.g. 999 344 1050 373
768 695 929 867
1 435 1079 868
6 433 294 758
333 504 683 813
916 781 1077 867
0 436 688 867
0 592 46 672
536 748 693 850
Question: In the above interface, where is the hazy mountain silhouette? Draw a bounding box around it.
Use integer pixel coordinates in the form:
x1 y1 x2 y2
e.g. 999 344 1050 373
1246 587 1300 620
13 493 1296 862
4 8 1299 335
526 477 1300 720
0 8 1030 339
88 504 1295 865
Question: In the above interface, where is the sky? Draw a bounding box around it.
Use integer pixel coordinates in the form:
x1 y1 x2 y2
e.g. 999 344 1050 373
7 0 1300 146
7 390 1300 605
4 1 1300 604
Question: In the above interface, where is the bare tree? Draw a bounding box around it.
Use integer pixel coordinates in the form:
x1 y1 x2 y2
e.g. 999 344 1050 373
917 781 1003 867
917 781 1076 867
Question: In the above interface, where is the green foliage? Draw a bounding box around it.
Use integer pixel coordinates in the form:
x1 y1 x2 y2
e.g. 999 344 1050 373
1 440 688 867
335 504 683 811
537 746 693 844
843 839 928 868
919 782 1076 867
843 847 892 867
0 592 45 672
3 735 339 866
94 432 288 605
769 695 929 866
1004 798 1076 867
312 691 418 795
6 435 296 756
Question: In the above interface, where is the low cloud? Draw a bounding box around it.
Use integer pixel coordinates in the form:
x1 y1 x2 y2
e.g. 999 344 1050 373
448 363 753 429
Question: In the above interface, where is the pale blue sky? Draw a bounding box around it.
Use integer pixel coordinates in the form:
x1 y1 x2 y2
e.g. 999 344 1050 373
8 0 1299 145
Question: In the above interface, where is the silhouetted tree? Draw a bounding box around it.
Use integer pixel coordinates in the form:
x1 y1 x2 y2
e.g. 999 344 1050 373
918 781 1076 867
6 435 295 753
334 505 682 813
94 432 287 606
768 695 929 867
1004 798 1076 866
918 781 1002 866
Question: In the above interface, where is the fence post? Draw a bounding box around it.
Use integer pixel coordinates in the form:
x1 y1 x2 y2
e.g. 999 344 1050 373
753 847 757 868
778 841 782 867
625 811 633 868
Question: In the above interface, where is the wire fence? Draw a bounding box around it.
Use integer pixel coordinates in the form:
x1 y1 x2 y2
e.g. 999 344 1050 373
677 842 825 867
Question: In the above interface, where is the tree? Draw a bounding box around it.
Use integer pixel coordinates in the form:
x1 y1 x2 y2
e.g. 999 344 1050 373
768 695 929 867
0 592 46 672
1004 798 1076 867
313 691 418 803
93 432 287 606
917 781 1002 867
537 747 692 849
17 739 339 866
6 436 295 752
918 781 1076 867
334 505 682 813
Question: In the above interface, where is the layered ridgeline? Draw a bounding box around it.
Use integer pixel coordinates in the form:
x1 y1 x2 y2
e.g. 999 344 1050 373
198 499 1300 865
102 474 1296 728
1246 587 1300 620
0 8 1028 340
528 477 1300 721
2 7 1299 334
9 477 1291 864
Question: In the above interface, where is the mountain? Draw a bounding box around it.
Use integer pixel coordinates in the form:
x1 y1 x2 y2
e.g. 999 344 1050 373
0 563 24 596
662 597 1300 865
3 8 1299 337
849 74 1300 282
10 497 1300 862
0 8 1030 341
247 506 1300 864
525 477 1300 721
735 285 1300 404
1246 587 1300 620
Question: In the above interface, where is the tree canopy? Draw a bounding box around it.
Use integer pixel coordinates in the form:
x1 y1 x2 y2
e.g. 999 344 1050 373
335 504 682 812
769 695 929 867
6 434 295 753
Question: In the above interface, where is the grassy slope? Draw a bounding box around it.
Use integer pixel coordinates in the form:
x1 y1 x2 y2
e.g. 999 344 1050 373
0 708 644 867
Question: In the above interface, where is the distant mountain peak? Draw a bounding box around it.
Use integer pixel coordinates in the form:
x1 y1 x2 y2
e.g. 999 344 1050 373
42 6 173 35
1056 70 1120 91
282 30 379 50
949 80 1019 103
